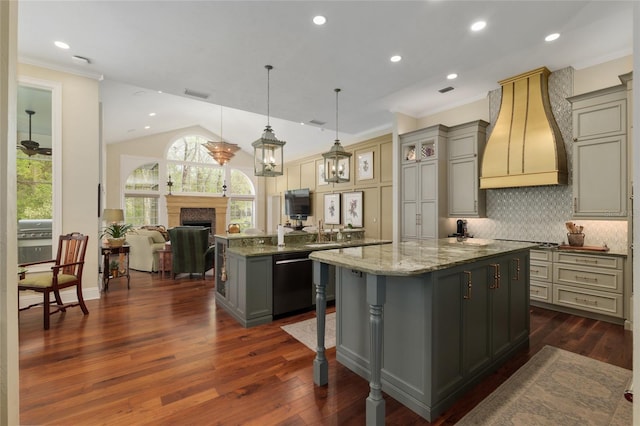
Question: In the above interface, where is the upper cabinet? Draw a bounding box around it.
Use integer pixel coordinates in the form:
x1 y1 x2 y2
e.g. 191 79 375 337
569 84 628 218
447 120 489 218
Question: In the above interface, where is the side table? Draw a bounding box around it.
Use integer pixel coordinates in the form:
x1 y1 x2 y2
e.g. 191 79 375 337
157 248 172 278
102 244 130 291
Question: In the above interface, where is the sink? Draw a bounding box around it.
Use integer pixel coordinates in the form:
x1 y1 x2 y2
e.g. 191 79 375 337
305 243 342 249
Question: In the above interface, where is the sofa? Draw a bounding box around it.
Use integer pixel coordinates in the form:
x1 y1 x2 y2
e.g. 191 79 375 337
126 228 167 272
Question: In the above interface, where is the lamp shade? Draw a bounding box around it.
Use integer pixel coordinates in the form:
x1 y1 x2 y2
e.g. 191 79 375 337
103 208 124 223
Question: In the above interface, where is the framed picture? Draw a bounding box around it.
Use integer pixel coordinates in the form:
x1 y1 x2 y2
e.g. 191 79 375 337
324 193 341 225
342 191 363 228
317 163 328 186
357 151 374 180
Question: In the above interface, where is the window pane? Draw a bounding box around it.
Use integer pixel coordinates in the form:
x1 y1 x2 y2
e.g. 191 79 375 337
125 196 159 226
230 169 255 195
167 163 224 193
17 156 53 219
125 162 159 191
229 199 254 229
167 135 215 164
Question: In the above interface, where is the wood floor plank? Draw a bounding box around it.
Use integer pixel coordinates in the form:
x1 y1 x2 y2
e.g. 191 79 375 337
19 271 632 425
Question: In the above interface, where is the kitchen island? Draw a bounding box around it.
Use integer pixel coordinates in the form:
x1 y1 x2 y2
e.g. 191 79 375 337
214 231 390 327
309 238 538 425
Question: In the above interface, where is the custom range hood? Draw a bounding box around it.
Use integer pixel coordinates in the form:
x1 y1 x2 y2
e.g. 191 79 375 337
480 67 567 189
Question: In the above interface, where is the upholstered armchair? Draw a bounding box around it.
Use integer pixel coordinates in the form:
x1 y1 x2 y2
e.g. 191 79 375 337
168 226 214 279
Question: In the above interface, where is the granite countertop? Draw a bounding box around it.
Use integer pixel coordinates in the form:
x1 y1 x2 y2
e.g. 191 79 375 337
225 237 392 257
533 245 627 257
309 238 539 277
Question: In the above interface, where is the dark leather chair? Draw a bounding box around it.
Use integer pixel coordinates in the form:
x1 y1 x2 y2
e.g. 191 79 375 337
18 232 89 330
168 226 214 279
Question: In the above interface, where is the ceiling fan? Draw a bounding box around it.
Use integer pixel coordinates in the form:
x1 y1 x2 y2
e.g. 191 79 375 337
18 109 52 156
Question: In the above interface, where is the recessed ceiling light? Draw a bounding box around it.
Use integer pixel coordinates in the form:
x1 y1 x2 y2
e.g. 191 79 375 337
144 126 150 130
447 73 458 80
313 15 326 25
149 112 156 117
300 122 305 126
54 41 70 49
545 33 560 42
470 21 486 32
390 55 402 63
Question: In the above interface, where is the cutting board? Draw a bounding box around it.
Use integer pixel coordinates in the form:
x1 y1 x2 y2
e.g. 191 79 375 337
558 245 610 252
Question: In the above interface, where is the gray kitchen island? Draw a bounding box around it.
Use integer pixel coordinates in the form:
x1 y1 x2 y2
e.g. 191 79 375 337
309 238 538 425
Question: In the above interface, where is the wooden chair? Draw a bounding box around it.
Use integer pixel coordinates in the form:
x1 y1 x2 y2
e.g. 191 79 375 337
18 232 89 330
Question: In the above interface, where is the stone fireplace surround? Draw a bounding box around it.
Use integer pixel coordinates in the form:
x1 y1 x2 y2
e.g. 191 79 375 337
165 195 228 235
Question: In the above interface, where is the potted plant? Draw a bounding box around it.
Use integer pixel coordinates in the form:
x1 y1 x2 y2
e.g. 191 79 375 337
100 223 134 248
109 259 119 277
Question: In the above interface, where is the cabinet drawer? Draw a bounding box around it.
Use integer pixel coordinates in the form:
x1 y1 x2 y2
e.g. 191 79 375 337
530 249 552 262
553 264 622 293
553 252 622 270
530 261 552 283
553 284 623 318
530 280 551 302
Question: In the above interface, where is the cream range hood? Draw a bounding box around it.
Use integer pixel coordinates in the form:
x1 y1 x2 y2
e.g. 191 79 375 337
480 67 568 189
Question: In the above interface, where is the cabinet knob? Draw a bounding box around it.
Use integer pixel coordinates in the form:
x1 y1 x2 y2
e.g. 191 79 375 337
573 137 578 142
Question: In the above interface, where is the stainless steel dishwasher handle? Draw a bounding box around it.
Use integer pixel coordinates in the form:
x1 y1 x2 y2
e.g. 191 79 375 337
275 258 311 265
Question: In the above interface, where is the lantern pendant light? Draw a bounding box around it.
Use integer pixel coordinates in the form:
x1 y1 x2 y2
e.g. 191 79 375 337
252 65 286 177
323 88 352 183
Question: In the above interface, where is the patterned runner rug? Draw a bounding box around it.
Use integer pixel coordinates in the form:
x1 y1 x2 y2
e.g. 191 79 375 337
457 345 632 425
281 312 336 351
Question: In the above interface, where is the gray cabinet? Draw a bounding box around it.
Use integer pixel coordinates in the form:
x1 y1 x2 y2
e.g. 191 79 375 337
447 120 489 217
400 125 448 241
335 249 530 421
529 248 626 322
216 252 273 327
569 85 627 218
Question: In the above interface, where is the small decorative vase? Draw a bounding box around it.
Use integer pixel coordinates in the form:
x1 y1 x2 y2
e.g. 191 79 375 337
567 233 585 247
110 269 119 278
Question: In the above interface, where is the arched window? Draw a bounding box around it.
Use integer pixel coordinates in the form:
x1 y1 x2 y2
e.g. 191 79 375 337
124 162 159 226
166 135 256 227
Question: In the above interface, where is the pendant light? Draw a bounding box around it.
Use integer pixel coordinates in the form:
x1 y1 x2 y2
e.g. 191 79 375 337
252 65 286 177
323 88 352 183
203 106 240 166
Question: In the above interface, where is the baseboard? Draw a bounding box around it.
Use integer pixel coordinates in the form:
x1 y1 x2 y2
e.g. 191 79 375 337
19 286 100 309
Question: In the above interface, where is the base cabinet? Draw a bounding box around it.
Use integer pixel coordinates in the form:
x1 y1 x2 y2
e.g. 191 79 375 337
216 253 273 327
335 249 530 421
530 249 626 322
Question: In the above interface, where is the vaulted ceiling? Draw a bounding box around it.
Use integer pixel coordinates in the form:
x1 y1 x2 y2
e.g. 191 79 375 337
17 1 634 161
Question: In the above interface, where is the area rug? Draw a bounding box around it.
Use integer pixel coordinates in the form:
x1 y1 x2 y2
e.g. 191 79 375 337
457 345 632 425
281 312 336 351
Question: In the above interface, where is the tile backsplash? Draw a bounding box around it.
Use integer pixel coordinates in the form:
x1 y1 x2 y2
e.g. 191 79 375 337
465 66 628 253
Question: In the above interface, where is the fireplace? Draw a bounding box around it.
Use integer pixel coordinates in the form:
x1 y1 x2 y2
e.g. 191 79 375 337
165 195 229 235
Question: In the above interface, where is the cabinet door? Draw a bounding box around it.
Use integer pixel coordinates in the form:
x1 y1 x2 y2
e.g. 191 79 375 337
508 253 529 344
462 263 490 377
401 164 419 240
573 135 626 217
227 253 241 309
419 200 437 239
245 256 272 320
573 98 626 141
449 157 478 216
488 259 510 359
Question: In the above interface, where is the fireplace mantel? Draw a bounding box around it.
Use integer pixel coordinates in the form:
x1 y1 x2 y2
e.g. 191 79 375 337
166 195 229 235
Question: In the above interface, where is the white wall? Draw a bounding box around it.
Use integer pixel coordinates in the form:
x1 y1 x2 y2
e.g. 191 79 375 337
17 63 101 302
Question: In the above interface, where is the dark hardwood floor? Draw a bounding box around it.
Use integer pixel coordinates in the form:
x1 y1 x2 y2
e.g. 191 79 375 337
19 271 632 425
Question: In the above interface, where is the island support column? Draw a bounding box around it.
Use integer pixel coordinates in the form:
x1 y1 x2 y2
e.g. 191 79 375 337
313 261 329 386
366 273 386 426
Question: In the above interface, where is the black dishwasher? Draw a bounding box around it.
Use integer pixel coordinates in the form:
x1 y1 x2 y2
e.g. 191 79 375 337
273 251 313 318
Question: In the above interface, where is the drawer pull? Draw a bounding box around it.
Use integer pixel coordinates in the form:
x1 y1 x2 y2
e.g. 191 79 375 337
576 258 598 264
574 297 598 306
531 268 539 273
531 289 539 294
513 258 520 281
489 263 501 289
575 275 598 282
463 271 472 300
